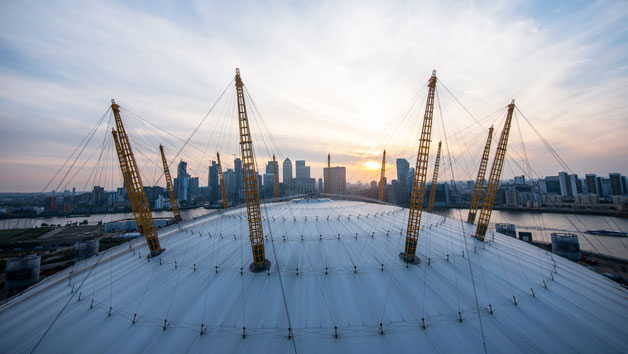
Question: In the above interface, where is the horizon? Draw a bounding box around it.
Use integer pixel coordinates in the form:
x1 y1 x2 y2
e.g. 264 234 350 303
1 1 627 193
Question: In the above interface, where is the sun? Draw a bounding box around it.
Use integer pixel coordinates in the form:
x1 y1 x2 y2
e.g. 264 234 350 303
364 160 381 171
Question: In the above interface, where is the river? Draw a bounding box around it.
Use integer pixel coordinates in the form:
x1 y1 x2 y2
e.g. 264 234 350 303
0 208 215 230
439 208 628 260
2 206 627 260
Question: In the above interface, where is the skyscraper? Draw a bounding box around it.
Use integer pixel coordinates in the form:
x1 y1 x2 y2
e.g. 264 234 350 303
323 166 347 195
209 160 219 203
283 158 293 196
234 158 243 203
174 160 190 202
294 160 314 193
295 160 310 179
396 158 410 205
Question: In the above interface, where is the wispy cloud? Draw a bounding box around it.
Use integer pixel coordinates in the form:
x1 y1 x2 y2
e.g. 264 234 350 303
0 0 626 191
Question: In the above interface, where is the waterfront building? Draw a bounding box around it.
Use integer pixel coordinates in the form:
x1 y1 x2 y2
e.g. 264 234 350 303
558 172 571 197
609 173 626 195
585 174 601 196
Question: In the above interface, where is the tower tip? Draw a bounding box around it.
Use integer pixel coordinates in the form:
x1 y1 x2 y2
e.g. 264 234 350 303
432 69 437 76
111 99 116 104
511 99 515 105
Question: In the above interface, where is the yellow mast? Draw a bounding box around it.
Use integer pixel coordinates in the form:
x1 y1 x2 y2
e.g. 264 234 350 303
475 100 516 241
216 152 229 209
272 154 279 199
326 153 331 194
378 150 386 201
427 141 442 213
235 68 269 271
467 126 494 224
401 71 437 264
159 145 182 223
111 100 162 257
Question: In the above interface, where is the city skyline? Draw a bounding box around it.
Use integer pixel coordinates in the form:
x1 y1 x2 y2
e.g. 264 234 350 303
1 1 627 192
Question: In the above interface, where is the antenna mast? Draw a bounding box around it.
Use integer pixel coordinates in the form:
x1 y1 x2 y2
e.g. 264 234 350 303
216 152 229 209
159 145 182 223
272 154 280 199
111 100 162 257
401 71 437 264
378 150 386 201
475 101 516 241
235 68 270 271
467 126 494 224
427 141 442 213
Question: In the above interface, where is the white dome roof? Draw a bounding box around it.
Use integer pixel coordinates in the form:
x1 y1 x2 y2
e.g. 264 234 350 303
1 199 627 353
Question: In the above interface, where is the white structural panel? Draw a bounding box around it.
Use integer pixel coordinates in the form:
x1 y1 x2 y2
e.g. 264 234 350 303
1 199 627 354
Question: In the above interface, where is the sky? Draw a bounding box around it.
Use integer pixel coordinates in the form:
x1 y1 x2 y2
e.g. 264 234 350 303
0 0 627 192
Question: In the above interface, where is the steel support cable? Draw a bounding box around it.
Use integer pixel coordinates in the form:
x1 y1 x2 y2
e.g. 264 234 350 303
191 85 236 181
515 107 573 173
165 230 196 324
241 83 297 354
121 107 206 155
437 93 476 181
345 93 424 183
41 108 110 194
244 86 285 159
434 98 488 354
342 84 428 183
439 82 541 178
148 80 235 186
76 116 114 192
53 117 106 194
563 214 607 255
514 111 534 179
437 92 478 321
293 216 338 327
68 128 109 193
29 251 107 354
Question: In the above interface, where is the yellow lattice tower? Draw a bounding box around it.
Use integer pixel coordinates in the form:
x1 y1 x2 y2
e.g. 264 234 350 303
272 154 280 199
401 70 437 264
427 141 442 213
475 100 516 241
326 153 331 194
216 152 229 209
159 145 182 223
466 126 494 224
111 100 162 257
235 68 270 271
378 150 386 201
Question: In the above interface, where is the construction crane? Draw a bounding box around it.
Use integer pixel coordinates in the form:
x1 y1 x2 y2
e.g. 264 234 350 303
272 154 280 199
159 145 182 223
235 68 269 272
427 141 442 213
475 100 516 241
466 126 494 224
401 70 437 264
110 99 162 257
216 152 229 209
326 153 331 194
378 150 386 201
